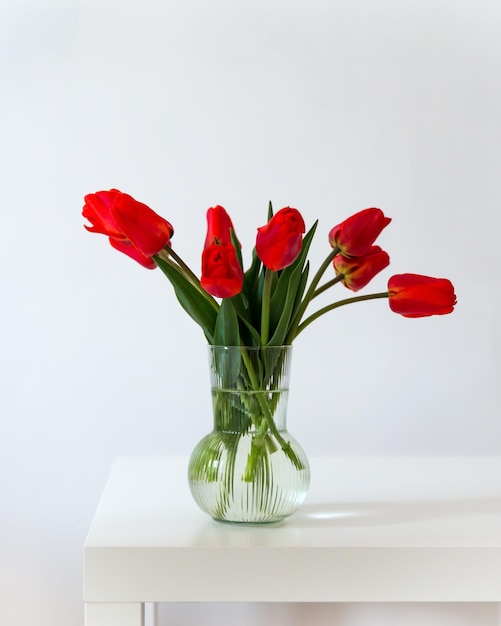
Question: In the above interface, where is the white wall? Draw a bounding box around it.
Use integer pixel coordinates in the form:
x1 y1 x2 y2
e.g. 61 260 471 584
1 1 500 624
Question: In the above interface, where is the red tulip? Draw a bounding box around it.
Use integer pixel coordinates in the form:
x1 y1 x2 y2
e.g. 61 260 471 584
256 207 306 271
333 246 390 292
83 189 174 268
329 208 391 257
204 205 239 248
201 243 244 298
388 273 457 318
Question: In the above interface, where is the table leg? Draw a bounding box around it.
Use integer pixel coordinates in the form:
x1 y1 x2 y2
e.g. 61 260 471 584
85 602 144 626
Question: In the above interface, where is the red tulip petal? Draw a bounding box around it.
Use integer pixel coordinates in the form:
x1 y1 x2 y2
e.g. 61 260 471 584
200 243 243 298
111 193 174 257
204 205 239 248
109 238 157 269
329 208 391 257
333 246 390 292
388 273 457 317
82 189 124 239
256 207 306 271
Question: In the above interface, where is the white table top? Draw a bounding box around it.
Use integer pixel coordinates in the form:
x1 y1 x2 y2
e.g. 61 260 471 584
84 456 501 602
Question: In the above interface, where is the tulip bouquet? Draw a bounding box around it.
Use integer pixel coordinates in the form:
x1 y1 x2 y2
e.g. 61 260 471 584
83 190 456 519
82 190 456 343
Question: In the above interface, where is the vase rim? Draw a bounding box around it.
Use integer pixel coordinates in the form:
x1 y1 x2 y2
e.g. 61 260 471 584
208 344 292 349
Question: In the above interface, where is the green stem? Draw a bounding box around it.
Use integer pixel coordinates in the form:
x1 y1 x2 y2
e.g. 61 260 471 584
260 268 274 345
159 246 200 286
312 274 344 299
296 291 389 336
239 347 302 468
286 246 340 343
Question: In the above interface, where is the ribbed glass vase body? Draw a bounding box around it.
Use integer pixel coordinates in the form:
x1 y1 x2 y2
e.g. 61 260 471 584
188 346 310 523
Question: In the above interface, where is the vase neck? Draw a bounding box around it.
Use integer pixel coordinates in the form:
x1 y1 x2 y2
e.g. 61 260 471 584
208 345 293 391
211 387 289 432
208 346 293 433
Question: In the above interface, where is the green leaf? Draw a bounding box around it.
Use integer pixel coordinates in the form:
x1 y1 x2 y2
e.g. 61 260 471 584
267 221 317 342
267 261 305 346
292 260 310 318
229 293 261 346
244 262 265 334
281 221 319 342
230 228 243 268
154 255 217 343
269 265 295 336
267 200 273 220
214 298 240 346
213 299 242 387
243 249 262 299
230 291 250 323
295 220 318 268
237 314 262 347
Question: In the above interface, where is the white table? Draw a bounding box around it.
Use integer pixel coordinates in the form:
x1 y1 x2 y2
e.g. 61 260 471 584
83 456 501 626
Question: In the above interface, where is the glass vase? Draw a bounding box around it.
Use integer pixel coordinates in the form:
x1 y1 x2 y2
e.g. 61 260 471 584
188 345 310 524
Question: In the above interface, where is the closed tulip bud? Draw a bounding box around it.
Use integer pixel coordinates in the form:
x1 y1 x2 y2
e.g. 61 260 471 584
201 243 244 298
256 207 306 271
83 189 174 268
388 273 457 317
329 208 391 257
204 205 239 248
333 246 390 292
